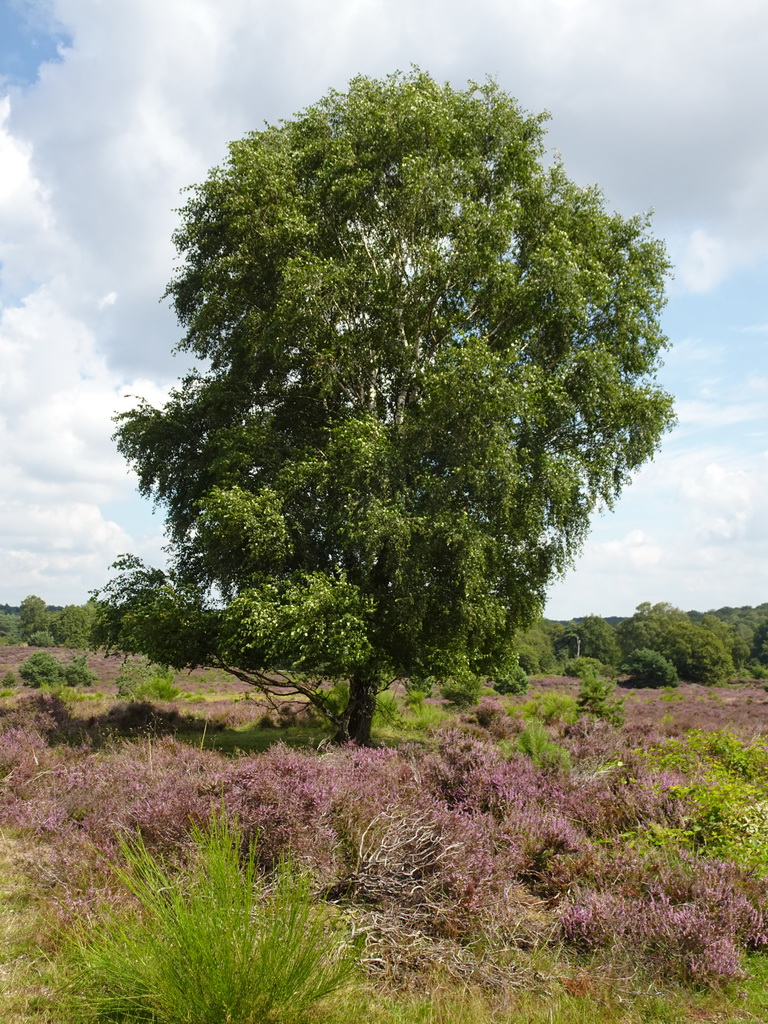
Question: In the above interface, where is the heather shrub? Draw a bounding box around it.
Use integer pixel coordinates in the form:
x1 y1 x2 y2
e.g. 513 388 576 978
440 672 483 708
94 701 195 738
0 691 75 740
19 650 65 688
62 815 361 1024
523 691 579 725
576 669 624 726
560 850 768 984
622 648 679 687
472 697 512 737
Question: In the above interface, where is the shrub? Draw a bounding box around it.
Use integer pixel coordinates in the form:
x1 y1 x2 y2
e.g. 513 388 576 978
1 670 17 689
405 676 435 699
622 648 679 687
62 815 360 1023
563 656 605 679
115 659 180 700
440 672 484 708
491 662 529 695
473 697 507 730
18 650 64 688
62 654 99 688
28 630 55 647
138 669 182 701
576 669 625 726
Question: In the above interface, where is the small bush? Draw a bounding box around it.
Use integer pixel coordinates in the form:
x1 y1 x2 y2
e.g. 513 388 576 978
62 816 360 1023
138 670 182 701
491 663 529 695
402 701 446 733
622 648 679 688
115 659 181 701
576 669 625 726
440 673 483 708
405 676 436 699
114 658 153 697
28 629 55 647
62 654 99 688
403 687 428 708
563 656 605 679
18 650 64 688
321 680 350 717
1 669 17 689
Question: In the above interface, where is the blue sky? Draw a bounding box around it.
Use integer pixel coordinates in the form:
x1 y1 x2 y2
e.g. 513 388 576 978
0 0 766 619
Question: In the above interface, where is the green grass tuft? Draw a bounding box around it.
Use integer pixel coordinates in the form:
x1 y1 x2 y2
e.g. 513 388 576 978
61 815 361 1023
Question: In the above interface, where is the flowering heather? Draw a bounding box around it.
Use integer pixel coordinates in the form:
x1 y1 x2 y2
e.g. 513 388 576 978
3 690 768 987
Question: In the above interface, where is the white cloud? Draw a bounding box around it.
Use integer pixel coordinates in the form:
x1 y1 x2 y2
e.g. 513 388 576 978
2 0 768 610
678 230 731 293
0 500 132 604
546 444 768 618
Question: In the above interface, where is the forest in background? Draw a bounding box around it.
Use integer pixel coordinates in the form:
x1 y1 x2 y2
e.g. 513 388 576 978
4 595 767 688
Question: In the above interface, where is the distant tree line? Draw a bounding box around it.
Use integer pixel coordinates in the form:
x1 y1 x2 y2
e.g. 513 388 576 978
2 592 768 686
0 595 96 649
517 601 768 685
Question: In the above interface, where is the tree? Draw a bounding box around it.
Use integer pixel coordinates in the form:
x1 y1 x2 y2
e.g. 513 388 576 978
95 70 674 744
616 602 687 659
617 603 734 685
19 650 63 688
19 595 49 641
751 619 768 666
621 648 679 688
515 619 565 675
699 613 749 672
662 620 733 686
573 614 621 667
0 611 22 645
576 668 625 726
50 603 97 648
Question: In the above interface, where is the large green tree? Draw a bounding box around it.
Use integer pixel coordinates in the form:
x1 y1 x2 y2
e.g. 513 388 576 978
19 595 49 641
95 71 674 743
50 603 97 649
617 602 734 685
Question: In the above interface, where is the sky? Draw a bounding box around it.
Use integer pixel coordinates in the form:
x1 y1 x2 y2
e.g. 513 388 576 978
0 0 766 620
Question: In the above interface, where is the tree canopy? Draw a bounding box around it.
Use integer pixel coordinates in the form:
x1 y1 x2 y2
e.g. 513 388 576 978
95 70 674 743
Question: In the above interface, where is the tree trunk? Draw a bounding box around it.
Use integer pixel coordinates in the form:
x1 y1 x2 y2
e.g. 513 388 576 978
334 672 378 745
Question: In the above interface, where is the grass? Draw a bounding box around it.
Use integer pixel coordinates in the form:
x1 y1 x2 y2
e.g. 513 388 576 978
60 815 361 1024
0 830 56 1023
191 722 333 754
